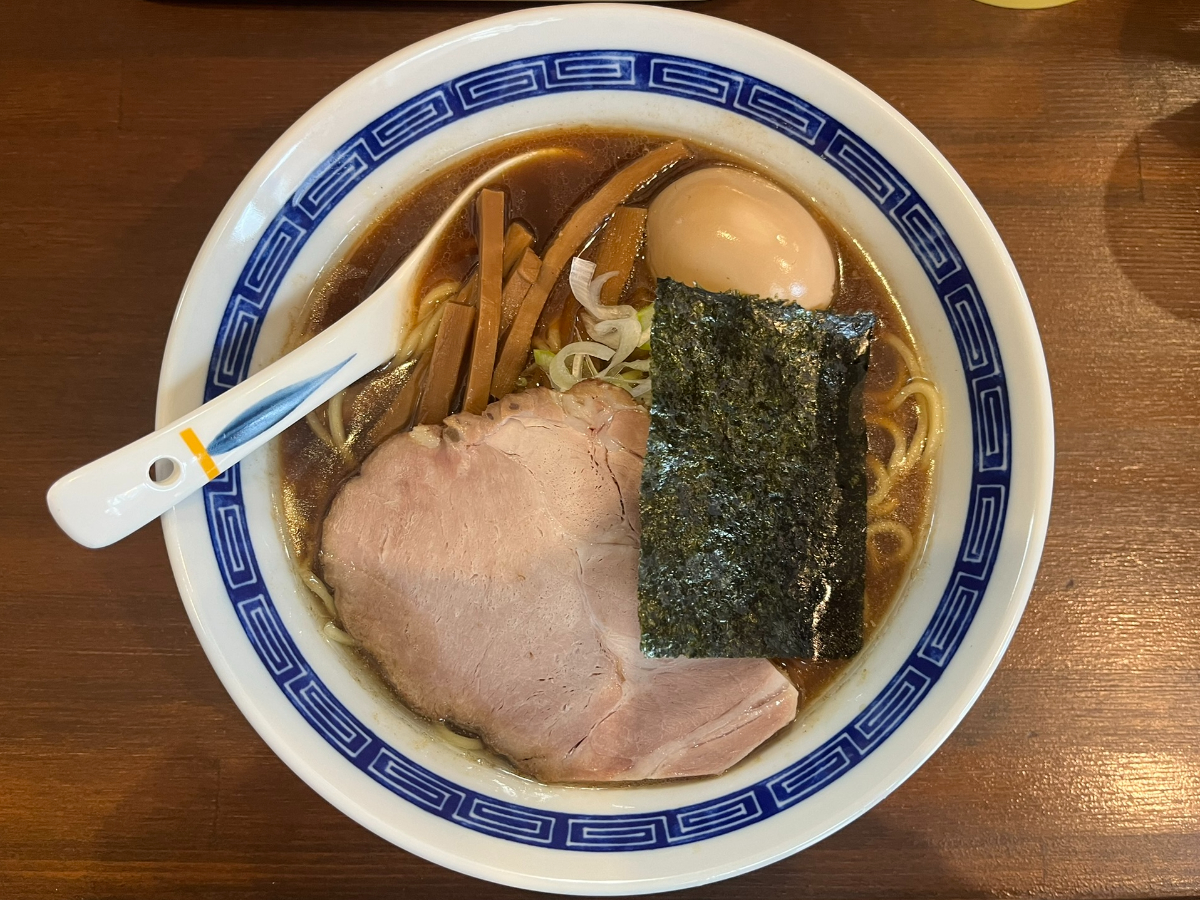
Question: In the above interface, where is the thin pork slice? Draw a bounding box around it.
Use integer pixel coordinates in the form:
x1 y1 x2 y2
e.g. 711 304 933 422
321 381 797 782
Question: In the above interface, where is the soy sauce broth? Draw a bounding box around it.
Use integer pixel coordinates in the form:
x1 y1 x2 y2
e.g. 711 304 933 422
277 127 933 714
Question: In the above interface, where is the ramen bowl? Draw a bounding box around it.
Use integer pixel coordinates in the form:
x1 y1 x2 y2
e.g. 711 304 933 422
160 4 1053 894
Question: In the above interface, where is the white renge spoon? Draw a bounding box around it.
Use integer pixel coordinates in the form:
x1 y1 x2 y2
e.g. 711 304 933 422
48 150 550 549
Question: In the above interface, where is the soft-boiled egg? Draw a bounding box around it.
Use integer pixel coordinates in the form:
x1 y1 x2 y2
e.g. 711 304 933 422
645 166 836 310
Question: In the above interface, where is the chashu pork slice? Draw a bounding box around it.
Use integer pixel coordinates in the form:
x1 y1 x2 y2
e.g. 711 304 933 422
321 381 797 782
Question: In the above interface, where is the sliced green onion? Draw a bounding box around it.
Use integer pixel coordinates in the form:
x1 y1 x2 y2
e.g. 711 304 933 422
549 340 615 392
540 258 654 402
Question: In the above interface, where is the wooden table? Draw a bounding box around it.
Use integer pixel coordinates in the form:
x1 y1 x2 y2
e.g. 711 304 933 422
4 0 1198 896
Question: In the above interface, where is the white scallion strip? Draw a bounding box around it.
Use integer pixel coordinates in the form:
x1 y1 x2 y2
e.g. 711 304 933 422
548 341 614 392
587 314 643 373
601 374 652 398
617 359 651 372
541 257 651 401
568 258 635 321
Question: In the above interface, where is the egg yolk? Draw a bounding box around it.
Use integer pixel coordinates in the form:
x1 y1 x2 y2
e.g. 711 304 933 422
645 166 836 310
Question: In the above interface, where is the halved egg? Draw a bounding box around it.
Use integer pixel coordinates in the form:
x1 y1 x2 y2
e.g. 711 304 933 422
645 166 836 310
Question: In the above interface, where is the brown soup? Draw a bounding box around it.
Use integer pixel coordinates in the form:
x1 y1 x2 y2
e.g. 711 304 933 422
277 127 935 728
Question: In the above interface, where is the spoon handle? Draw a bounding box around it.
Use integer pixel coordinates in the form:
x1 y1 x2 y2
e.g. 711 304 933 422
46 292 403 549
47 148 555 549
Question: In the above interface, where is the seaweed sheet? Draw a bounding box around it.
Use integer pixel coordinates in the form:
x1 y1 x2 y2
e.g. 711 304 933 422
639 279 875 659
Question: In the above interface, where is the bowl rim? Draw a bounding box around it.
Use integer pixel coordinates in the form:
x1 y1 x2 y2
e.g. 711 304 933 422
158 3 1054 893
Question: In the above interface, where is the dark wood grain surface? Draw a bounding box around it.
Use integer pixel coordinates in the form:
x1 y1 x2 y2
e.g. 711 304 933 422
3 0 1198 897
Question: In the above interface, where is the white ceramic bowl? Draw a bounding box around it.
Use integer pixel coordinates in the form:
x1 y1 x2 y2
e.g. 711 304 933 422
159 4 1053 894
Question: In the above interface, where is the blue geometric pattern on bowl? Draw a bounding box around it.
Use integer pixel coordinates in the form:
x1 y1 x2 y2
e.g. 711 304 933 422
201 50 1010 851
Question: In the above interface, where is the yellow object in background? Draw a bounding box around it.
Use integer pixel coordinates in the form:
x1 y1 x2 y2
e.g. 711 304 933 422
973 0 1080 7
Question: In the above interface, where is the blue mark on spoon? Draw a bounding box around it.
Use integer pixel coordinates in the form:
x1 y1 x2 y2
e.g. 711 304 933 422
208 355 355 456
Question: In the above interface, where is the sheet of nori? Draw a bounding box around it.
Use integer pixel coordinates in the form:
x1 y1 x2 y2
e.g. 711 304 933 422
639 279 875 659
